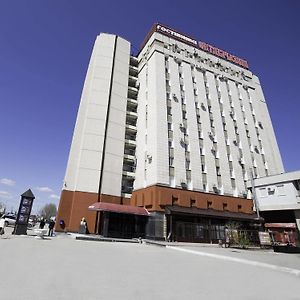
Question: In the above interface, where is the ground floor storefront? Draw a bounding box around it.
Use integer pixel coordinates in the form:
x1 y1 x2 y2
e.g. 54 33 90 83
144 205 262 244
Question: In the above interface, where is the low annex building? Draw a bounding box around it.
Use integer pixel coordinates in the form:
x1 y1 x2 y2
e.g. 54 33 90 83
56 24 284 242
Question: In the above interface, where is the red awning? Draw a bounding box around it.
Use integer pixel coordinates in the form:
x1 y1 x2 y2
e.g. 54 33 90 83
88 202 150 216
265 223 296 229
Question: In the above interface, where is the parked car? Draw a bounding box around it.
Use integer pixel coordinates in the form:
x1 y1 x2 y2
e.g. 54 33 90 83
0 214 36 228
1 214 17 227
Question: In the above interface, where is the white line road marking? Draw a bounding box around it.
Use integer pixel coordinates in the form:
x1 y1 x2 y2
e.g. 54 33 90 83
166 246 300 278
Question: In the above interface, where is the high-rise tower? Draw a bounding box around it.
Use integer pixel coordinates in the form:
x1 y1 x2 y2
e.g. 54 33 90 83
56 25 284 242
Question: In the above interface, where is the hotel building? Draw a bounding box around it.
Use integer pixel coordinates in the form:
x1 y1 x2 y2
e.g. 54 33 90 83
56 24 284 242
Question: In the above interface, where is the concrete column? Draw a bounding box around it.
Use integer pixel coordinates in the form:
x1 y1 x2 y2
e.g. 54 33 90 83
102 212 109 237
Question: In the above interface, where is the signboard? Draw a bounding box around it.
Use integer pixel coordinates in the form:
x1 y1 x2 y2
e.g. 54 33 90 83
13 189 35 235
259 231 272 246
143 23 249 69
156 24 198 47
198 41 248 69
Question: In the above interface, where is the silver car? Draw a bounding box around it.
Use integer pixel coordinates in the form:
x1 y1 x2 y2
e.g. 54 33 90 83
1 214 16 227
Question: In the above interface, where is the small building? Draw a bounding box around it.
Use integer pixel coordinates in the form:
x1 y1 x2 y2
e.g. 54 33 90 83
251 171 300 244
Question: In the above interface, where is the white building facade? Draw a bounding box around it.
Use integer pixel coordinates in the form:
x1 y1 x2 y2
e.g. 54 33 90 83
56 24 284 240
135 24 283 198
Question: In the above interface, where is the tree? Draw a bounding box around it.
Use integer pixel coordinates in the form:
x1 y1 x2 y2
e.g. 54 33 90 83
39 203 57 220
0 202 6 215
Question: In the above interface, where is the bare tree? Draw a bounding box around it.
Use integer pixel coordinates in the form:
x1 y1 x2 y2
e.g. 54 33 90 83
0 202 6 215
39 203 57 220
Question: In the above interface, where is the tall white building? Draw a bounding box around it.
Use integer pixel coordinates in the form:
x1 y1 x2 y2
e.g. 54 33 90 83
56 24 284 242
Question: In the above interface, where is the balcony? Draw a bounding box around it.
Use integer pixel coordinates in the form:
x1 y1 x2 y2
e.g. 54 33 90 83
129 65 138 77
127 97 138 109
125 123 137 133
130 56 138 67
125 133 136 141
122 170 135 178
126 111 138 120
124 148 135 156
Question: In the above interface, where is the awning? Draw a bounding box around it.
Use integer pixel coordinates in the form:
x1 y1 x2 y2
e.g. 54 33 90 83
88 202 150 216
265 223 296 229
165 205 263 222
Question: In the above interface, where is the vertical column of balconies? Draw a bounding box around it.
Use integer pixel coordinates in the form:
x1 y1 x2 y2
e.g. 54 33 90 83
178 62 192 190
244 86 269 176
225 80 248 196
203 71 222 194
121 56 139 197
191 65 207 191
165 57 175 186
214 75 236 195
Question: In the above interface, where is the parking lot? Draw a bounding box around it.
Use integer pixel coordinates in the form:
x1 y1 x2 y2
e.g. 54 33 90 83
1 228 300 300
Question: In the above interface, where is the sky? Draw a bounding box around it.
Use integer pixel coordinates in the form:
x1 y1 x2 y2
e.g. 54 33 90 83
0 0 299 213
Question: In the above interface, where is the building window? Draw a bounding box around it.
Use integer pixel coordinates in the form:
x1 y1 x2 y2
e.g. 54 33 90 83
190 199 196 207
259 188 267 197
223 203 228 211
277 185 285 196
267 187 275 195
207 201 213 209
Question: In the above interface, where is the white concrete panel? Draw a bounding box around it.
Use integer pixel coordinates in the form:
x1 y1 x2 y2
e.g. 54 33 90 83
85 118 106 136
82 133 104 152
79 149 102 170
76 168 100 193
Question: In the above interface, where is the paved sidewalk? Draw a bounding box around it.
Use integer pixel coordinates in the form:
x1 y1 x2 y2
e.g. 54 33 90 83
1 231 300 299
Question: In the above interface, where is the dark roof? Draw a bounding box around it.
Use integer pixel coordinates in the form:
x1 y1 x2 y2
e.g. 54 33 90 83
88 202 150 216
21 189 35 199
165 205 262 222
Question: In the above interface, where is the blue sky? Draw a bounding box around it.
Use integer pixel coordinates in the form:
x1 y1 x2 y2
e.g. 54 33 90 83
0 0 299 213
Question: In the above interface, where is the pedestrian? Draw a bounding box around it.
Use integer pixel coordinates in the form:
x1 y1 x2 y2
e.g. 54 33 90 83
48 218 55 236
0 217 5 235
79 217 89 234
39 217 45 229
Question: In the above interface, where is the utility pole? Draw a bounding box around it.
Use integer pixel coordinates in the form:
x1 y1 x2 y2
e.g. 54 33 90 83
250 168 260 219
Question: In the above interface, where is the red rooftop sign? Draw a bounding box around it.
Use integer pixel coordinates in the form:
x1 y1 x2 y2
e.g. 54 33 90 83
153 23 249 69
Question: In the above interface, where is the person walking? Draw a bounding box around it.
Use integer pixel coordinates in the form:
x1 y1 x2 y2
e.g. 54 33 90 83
79 217 89 234
39 217 45 229
48 218 55 236
0 217 5 235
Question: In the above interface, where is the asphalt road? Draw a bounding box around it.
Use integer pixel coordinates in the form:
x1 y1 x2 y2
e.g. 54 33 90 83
1 230 300 300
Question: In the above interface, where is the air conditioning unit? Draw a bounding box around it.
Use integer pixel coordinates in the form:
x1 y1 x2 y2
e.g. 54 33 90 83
213 185 220 194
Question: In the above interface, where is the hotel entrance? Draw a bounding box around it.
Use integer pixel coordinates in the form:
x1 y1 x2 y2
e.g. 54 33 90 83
88 202 149 239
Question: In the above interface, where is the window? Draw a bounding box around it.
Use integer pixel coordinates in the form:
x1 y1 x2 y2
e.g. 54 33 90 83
267 187 275 196
190 199 196 207
259 188 267 197
207 201 213 208
223 203 228 210
277 185 285 196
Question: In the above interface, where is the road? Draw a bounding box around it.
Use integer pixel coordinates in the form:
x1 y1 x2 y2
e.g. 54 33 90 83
0 229 300 300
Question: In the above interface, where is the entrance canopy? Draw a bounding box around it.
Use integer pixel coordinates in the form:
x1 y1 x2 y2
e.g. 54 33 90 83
88 202 150 216
265 223 296 229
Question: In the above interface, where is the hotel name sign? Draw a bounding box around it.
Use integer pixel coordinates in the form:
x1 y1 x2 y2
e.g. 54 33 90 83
155 24 249 69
